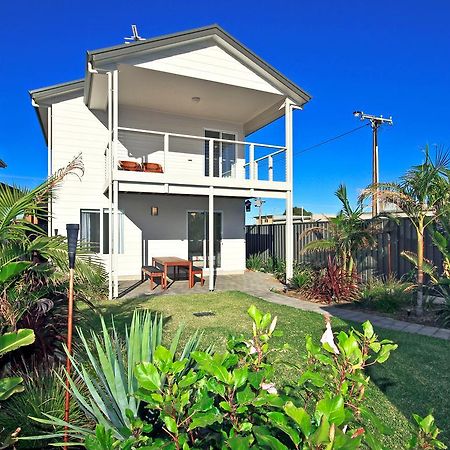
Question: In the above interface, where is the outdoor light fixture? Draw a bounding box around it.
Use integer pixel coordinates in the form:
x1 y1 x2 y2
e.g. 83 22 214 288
245 199 251 212
353 111 362 117
64 224 79 446
191 96 201 103
151 206 159 216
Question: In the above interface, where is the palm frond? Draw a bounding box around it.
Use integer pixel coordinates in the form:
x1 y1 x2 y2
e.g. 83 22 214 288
301 239 336 254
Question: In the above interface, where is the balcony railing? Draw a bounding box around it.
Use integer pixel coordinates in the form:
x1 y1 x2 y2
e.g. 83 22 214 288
105 127 287 186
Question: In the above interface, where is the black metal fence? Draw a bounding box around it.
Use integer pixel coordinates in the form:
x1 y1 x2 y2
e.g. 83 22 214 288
245 218 443 281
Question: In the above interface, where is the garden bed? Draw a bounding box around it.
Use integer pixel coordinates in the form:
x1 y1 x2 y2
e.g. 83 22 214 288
282 287 449 329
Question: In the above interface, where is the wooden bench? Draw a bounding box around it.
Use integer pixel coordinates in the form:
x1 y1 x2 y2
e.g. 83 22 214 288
190 266 204 287
142 265 165 290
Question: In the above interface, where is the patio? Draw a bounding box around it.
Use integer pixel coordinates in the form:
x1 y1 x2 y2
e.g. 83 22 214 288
118 270 450 340
119 270 281 299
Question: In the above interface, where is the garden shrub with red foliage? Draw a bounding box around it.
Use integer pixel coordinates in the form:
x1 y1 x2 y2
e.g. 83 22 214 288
309 256 360 303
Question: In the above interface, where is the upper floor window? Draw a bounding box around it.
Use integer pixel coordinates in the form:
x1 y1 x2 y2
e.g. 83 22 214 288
204 130 236 178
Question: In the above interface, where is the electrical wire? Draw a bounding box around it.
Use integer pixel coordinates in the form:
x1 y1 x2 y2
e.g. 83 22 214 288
295 123 370 156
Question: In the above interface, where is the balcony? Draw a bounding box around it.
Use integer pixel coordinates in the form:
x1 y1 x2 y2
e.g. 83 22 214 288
105 126 288 197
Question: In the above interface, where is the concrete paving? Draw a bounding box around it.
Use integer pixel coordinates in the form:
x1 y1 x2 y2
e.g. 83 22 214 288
119 271 450 341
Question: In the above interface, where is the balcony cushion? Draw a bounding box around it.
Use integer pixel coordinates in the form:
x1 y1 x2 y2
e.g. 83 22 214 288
142 162 164 173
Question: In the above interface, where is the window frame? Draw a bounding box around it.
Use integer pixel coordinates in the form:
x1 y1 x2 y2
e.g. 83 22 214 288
80 208 124 255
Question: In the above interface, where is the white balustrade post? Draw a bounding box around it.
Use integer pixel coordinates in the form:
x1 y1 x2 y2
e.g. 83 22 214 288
209 139 214 178
164 133 169 174
268 155 273 182
249 144 255 180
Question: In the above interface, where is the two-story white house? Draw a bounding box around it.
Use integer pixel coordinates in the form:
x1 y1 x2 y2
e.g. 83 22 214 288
30 25 311 299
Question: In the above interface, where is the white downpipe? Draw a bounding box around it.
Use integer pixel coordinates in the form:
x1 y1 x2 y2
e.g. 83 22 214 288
113 70 119 298
285 99 294 283
208 186 214 291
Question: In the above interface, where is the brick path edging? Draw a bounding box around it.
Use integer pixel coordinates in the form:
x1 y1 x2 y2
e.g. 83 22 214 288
243 288 450 341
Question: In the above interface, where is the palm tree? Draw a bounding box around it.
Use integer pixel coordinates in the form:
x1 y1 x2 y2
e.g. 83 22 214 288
0 155 107 329
360 145 450 315
301 184 377 276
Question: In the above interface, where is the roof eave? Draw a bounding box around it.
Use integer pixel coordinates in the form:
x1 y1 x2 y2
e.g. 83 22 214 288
85 24 311 107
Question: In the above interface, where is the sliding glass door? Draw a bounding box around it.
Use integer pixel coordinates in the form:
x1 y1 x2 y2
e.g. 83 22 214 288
187 211 222 268
204 130 236 178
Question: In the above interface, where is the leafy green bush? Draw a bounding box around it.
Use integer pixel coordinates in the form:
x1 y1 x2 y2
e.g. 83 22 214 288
359 276 413 313
246 253 265 271
33 306 446 449
0 367 88 449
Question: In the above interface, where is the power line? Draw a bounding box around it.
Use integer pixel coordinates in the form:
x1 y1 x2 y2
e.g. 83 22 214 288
295 123 370 155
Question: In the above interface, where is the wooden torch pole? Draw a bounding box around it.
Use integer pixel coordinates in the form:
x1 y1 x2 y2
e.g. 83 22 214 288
64 224 79 448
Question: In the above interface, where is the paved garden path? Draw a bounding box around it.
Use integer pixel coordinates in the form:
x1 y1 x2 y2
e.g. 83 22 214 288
240 273 450 341
121 271 450 341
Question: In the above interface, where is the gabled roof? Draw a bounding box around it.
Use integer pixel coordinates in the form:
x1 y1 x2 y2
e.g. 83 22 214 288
30 25 312 142
85 24 311 107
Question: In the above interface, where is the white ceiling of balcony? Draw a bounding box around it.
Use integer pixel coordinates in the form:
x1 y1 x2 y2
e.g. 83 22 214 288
89 64 286 134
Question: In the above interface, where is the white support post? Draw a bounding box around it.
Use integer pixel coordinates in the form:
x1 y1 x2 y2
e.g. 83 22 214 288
285 99 294 283
249 144 255 180
164 133 169 173
107 71 113 300
112 70 119 298
208 139 214 178
47 107 52 237
268 155 273 182
208 187 214 291
113 180 119 297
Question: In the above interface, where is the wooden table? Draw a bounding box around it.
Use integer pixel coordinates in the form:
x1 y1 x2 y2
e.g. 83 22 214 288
152 256 193 289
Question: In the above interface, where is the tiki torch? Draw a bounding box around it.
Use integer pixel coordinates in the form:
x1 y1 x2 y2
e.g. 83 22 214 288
64 224 79 446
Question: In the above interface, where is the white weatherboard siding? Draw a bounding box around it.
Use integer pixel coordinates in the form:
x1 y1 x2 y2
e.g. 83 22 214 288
118 194 246 279
135 44 281 95
51 96 109 229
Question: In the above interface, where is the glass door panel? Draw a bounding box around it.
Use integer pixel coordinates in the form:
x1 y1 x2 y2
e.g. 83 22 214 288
221 133 236 178
187 211 222 268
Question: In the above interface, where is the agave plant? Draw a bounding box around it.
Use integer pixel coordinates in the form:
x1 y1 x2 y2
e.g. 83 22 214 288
28 310 209 444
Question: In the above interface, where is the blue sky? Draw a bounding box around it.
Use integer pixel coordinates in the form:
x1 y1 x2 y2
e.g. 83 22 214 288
1 0 449 218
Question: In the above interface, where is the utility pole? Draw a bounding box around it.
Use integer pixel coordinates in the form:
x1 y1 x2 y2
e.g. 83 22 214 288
254 198 265 224
353 111 393 217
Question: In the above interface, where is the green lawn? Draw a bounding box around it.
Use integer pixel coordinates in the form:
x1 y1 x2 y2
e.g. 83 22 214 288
84 291 450 448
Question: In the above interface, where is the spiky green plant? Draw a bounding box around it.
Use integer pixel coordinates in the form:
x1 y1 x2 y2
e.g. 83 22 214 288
27 310 209 444
0 367 89 449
